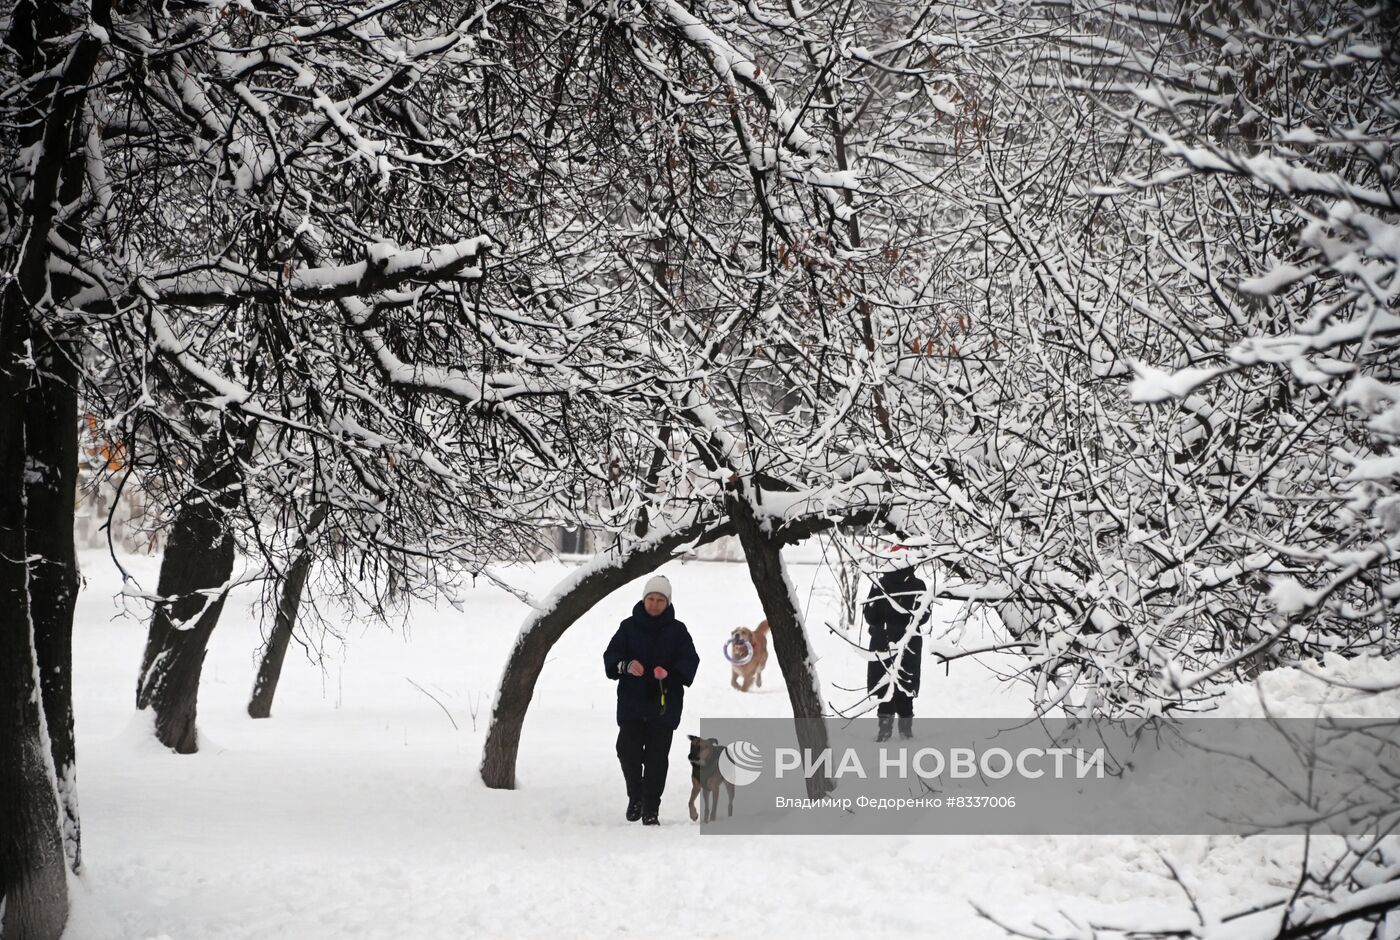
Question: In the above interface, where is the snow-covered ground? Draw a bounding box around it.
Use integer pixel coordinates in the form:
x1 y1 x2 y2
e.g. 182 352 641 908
60 549 1385 939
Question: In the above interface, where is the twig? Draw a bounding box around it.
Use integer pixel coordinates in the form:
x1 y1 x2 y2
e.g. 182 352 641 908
468 691 483 733
405 677 458 730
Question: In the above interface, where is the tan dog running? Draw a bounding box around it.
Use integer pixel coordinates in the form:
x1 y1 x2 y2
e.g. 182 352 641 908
729 620 769 692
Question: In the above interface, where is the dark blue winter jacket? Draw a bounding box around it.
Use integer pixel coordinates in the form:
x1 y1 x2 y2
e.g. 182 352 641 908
603 601 700 729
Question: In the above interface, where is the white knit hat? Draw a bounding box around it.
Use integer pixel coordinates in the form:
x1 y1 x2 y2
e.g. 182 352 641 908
642 574 673 602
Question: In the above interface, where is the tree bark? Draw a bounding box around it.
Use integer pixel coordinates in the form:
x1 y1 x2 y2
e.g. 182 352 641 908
247 507 326 719
24 41 91 869
24 327 82 873
135 432 246 754
0 277 70 940
1 0 106 929
726 487 834 798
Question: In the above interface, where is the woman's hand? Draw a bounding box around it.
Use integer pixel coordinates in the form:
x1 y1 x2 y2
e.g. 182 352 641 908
627 660 645 677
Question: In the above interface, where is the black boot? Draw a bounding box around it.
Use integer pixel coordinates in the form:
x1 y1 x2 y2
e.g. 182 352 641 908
875 713 893 742
642 798 660 826
898 715 914 740
626 798 643 822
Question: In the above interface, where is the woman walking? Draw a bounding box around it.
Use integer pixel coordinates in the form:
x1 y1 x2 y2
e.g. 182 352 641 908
603 575 700 825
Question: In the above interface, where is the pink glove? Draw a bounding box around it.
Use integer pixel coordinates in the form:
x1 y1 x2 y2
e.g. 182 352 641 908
627 661 645 677
653 666 668 680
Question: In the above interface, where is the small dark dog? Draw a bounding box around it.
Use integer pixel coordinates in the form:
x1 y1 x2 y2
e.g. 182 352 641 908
687 735 736 822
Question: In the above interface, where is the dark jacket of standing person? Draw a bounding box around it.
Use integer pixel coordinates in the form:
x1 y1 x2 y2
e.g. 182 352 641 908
864 565 928 698
603 598 700 731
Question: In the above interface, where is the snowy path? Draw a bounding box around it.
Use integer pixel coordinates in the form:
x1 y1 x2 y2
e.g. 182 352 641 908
65 552 1295 939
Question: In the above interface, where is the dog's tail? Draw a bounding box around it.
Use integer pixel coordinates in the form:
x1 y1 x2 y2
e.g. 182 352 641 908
755 619 770 636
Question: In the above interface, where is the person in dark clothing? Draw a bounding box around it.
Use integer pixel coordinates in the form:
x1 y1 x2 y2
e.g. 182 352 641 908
864 562 929 742
602 574 700 826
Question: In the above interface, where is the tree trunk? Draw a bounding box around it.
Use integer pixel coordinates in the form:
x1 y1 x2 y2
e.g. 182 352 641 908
0 285 70 940
727 487 834 798
24 68 89 870
480 515 732 789
1 0 106 928
24 328 82 873
247 508 326 719
135 439 244 754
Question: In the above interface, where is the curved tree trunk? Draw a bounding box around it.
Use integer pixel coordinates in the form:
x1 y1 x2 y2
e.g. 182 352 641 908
480 514 732 789
727 487 834 798
248 507 326 719
135 433 246 754
480 502 882 790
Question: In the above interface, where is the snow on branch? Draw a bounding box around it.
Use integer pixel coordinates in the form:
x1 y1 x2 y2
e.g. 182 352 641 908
77 237 494 310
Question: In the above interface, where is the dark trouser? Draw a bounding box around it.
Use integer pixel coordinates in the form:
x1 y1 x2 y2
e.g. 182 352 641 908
616 719 674 812
876 689 914 717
